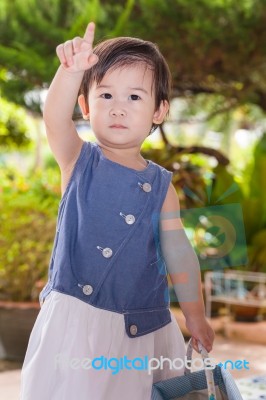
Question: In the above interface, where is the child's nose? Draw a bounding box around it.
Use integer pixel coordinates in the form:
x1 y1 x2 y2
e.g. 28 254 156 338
109 104 126 117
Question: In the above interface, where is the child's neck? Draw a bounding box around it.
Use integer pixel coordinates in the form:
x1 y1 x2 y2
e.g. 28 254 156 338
97 142 148 171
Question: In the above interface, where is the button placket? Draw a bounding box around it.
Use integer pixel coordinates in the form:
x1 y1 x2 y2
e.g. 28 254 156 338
78 283 94 295
130 325 138 335
97 246 113 258
119 212 136 225
138 182 152 192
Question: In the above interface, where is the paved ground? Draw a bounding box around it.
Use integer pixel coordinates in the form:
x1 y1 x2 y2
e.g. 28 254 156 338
0 334 265 400
0 369 21 400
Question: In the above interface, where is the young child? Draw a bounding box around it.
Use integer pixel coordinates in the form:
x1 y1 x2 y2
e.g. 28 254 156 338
20 22 214 400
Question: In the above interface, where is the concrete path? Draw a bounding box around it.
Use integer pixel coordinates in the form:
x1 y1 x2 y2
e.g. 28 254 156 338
0 370 20 400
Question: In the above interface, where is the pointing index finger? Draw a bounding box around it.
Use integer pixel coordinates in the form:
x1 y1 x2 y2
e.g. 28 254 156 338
83 22 95 45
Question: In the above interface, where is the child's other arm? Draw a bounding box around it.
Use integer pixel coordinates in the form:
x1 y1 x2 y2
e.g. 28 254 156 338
160 183 215 352
43 22 98 182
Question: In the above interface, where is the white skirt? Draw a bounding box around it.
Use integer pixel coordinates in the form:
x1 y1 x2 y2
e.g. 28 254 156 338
20 290 186 400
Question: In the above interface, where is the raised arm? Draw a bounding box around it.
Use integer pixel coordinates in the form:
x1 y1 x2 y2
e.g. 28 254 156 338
160 183 215 352
43 22 98 189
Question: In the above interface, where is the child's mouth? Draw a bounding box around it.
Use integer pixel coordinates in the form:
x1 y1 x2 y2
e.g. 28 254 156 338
110 124 127 129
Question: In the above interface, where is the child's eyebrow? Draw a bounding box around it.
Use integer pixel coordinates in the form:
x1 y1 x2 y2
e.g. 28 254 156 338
130 87 149 94
95 85 148 95
96 85 112 90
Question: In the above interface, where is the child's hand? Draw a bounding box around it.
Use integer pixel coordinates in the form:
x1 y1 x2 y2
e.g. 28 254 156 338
56 22 99 72
185 315 215 353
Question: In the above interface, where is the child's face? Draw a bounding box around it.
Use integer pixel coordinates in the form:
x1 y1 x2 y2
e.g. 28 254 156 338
83 64 168 149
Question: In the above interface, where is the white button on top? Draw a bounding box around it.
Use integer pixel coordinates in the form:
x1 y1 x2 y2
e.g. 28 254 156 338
83 285 93 295
125 214 135 225
142 183 152 192
130 324 138 335
102 247 113 258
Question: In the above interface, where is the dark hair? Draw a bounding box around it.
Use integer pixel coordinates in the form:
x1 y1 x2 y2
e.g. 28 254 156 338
79 36 172 132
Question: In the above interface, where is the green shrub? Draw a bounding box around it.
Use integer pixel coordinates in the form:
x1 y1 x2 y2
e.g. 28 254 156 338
0 167 60 301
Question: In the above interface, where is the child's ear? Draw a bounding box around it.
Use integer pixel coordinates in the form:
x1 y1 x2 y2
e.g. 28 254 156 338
78 94 90 120
153 100 169 125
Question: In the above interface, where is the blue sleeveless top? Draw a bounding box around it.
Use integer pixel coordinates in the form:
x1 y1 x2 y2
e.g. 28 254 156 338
39 141 173 338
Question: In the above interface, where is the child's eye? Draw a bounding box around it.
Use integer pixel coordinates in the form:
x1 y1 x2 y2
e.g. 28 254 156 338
100 93 112 99
130 94 141 100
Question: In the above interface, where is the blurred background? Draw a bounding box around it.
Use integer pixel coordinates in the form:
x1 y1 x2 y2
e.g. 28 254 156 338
0 0 266 398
